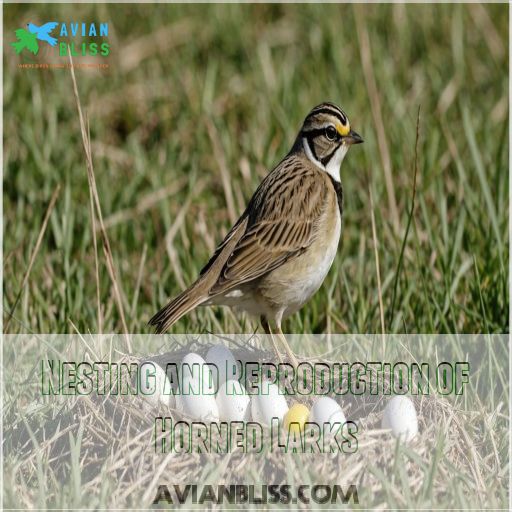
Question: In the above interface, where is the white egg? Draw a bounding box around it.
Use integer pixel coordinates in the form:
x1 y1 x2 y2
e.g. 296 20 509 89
381 396 418 442
180 352 216 394
177 353 218 421
205 345 239 391
251 382 288 426
216 380 250 422
176 392 219 421
309 397 346 429
138 361 174 409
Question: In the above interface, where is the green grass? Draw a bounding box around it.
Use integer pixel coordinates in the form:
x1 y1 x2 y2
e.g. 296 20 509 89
2 3 509 510
3 3 508 336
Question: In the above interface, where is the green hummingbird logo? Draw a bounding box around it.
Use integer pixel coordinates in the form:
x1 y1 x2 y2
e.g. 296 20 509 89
11 28 39 55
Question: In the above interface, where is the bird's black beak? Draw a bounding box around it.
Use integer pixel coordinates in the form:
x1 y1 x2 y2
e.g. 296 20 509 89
344 129 364 145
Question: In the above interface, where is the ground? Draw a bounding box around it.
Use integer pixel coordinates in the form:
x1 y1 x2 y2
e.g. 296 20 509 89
2 3 509 510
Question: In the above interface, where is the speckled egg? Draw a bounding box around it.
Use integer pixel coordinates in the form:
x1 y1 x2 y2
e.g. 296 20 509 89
309 397 346 429
216 379 250 421
251 382 288 426
381 396 418 442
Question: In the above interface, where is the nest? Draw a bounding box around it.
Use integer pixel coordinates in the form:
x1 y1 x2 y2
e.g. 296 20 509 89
4 338 505 508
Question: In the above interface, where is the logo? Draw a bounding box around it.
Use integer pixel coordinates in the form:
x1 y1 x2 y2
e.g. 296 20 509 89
11 21 110 58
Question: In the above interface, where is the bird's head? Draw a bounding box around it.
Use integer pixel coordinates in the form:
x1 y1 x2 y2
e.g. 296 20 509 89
27 23 37 32
297 102 363 181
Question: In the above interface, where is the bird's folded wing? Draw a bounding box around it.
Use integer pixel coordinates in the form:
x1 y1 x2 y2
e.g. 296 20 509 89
208 163 328 296
210 219 313 294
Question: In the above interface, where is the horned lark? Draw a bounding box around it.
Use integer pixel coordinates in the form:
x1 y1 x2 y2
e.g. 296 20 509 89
150 102 363 365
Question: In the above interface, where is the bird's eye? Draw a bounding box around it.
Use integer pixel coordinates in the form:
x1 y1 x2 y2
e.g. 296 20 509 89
325 126 337 141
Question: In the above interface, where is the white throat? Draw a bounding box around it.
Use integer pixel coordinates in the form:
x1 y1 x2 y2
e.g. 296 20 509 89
303 137 348 182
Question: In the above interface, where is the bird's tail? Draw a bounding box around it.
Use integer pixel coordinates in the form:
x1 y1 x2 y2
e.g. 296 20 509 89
11 41 25 54
149 281 209 334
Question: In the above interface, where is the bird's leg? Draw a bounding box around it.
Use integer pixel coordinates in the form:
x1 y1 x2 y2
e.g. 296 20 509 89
275 325 299 369
261 316 283 365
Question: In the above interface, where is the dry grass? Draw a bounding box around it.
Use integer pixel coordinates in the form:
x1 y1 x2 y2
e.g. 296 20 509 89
3 3 508 336
68 51 130 350
2 2 509 509
3 335 508 509
4 184 60 332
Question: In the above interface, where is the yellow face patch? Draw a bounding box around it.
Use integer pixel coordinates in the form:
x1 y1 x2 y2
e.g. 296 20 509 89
336 121 350 136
